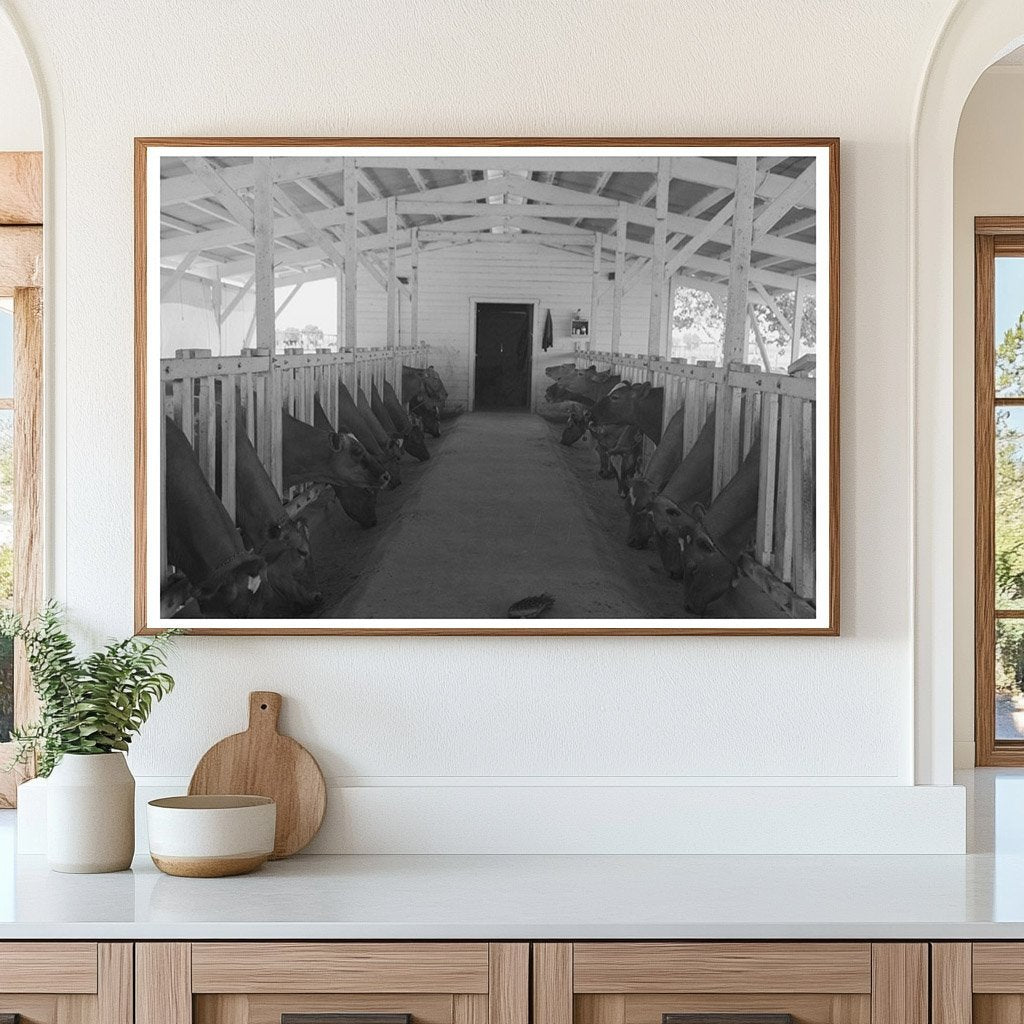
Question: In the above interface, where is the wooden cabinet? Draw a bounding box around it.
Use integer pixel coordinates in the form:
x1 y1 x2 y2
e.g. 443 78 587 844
0 943 132 1024
136 944 528 1024
932 943 1024 1024
532 944 928 1024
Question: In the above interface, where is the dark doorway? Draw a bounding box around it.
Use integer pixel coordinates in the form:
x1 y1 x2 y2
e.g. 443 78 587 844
473 302 533 410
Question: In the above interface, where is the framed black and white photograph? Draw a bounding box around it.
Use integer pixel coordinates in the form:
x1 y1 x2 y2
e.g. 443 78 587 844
135 138 839 635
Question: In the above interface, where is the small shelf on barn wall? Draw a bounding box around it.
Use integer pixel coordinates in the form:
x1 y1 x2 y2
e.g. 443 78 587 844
570 317 589 337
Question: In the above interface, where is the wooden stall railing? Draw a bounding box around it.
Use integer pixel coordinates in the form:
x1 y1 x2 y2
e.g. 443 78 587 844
161 343 428 582
578 347 816 611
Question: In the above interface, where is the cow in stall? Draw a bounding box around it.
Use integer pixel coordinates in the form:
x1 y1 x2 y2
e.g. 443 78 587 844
164 416 266 618
402 365 444 438
678 438 762 614
651 439 762 613
382 379 430 461
626 406 700 549
312 395 389 528
234 411 323 612
334 382 401 489
282 411 383 505
646 413 718 575
546 365 621 407
591 381 665 443
355 385 406 466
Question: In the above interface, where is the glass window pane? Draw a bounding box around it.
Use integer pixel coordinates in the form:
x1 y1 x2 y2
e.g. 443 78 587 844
996 256 1024 396
997 407 1024 609
998 620 1024 740
0 307 12 399
0 408 12 742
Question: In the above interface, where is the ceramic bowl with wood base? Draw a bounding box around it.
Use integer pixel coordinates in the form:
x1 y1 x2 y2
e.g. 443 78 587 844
147 795 276 877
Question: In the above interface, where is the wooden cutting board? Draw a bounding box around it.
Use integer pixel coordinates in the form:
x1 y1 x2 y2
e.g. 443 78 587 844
188 691 326 859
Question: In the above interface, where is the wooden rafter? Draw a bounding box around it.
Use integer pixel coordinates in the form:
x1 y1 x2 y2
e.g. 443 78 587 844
182 158 255 233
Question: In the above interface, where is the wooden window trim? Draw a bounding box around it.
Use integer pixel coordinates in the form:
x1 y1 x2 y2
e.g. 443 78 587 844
0 151 44 807
975 217 1024 765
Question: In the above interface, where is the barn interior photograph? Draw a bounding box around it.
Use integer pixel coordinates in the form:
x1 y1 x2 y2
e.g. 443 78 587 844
152 150 822 624
8 0 1024 1014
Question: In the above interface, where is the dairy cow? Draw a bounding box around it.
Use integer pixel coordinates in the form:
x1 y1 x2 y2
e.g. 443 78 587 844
626 405 698 549
334 382 401 489
164 417 265 617
402 365 443 438
647 412 718 576
679 439 762 614
591 381 665 443
281 411 379 493
312 396 386 528
235 415 322 612
383 379 430 461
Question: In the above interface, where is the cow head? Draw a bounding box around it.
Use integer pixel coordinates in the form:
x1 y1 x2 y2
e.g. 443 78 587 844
260 519 323 612
592 381 651 427
422 365 448 405
410 394 441 438
545 362 577 382
626 478 656 549
327 431 379 490
335 483 378 528
649 496 699 580
560 408 589 446
680 508 742 614
196 553 267 617
403 423 430 462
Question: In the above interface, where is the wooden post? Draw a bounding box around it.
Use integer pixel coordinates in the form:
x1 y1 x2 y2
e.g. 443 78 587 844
722 157 756 365
253 158 281 492
647 157 671 358
343 158 359 391
791 276 807 364
612 204 626 354
335 264 344 358
411 227 420 347
386 196 398 348
589 233 600 354
665 270 677 357
13 286 42 733
212 273 223 355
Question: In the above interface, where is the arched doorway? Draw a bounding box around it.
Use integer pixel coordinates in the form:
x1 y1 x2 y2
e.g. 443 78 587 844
913 0 1024 785
0 7 44 809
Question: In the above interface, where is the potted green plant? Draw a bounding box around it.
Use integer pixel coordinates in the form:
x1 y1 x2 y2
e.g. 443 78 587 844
2 603 178 873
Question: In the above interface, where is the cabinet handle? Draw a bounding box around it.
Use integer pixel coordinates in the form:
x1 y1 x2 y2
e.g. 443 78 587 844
283 1015 411 1024
664 1016 794 1024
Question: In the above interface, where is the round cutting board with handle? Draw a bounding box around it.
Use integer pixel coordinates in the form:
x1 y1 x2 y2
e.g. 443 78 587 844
188 691 326 859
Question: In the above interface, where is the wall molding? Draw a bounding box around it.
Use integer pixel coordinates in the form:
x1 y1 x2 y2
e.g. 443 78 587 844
17 778 967 856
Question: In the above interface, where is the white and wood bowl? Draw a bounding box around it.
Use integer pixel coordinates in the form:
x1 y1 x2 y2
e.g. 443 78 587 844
147 795 276 877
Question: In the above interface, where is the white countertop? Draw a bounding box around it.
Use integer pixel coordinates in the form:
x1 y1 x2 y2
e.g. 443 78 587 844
0 849 1022 940
0 769 1021 941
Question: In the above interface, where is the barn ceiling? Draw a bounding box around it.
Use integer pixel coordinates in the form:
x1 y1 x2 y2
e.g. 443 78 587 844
158 154 818 299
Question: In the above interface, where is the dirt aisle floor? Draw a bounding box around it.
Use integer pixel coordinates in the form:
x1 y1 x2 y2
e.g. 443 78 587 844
331 411 667 619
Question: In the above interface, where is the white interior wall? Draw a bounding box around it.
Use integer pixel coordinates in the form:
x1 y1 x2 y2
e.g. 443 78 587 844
0 13 40 151
0 0 983 852
952 66 1024 767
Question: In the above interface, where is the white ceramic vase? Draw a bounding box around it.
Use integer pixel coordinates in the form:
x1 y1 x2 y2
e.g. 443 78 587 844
46 752 135 873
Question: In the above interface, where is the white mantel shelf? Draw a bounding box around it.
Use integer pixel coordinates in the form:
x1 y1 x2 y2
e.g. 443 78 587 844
2 851 1024 940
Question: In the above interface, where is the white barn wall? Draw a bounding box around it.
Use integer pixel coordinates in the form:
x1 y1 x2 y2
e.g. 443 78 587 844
2 0 974 852
413 241 653 409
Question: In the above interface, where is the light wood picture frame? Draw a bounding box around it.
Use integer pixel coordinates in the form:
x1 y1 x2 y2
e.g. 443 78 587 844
135 137 839 636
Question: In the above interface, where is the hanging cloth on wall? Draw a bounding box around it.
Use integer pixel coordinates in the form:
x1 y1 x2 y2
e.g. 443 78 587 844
542 309 553 351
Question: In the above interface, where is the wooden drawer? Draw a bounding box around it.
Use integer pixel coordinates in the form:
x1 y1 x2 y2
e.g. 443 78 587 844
933 942 1024 1024
138 943 528 1024
534 943 927 1024
0 942 130 1024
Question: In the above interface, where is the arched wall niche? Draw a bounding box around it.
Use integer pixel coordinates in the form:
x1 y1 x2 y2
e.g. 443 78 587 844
914 0 1024 785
